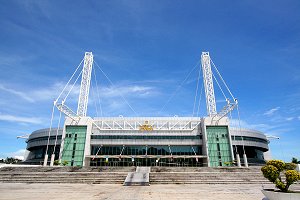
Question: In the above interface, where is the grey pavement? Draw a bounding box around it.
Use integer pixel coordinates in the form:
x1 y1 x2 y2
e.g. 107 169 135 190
0 183 276 200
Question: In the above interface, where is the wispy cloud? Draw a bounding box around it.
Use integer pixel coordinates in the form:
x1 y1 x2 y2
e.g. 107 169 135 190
285 117 294 121
263 107 280 116
0 114 44 124
0 82 80 103
100 85 157 98
230 118 291 136
0 84 35 102
230 118 272 131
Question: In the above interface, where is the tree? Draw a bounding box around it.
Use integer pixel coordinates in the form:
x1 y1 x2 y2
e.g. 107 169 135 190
4 157 22 164
291 157 300 164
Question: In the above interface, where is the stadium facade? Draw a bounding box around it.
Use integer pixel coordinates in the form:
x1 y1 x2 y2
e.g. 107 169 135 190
24 52 270 167
25 116 269 167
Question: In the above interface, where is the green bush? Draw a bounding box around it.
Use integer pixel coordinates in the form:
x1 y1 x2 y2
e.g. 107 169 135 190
285 163 297 170
261 160 300 192
62 160 68 166
224 162 232 166
53 160 60 166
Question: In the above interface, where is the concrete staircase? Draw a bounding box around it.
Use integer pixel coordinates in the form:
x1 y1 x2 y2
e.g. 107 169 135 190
150 167 270 184
150 172 269 184
0 167 130 184
0 166 271 185
0 172 128 184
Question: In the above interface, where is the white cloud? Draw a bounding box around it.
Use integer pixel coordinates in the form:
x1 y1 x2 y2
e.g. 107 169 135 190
0 114 44 124
263 107 280 116
0 82 156 106
1 149 27 160
285 117 294 121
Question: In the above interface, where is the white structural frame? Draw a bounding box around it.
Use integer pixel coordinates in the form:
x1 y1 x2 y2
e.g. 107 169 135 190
201 52 217 116
92 118 201 131
77 52 93 117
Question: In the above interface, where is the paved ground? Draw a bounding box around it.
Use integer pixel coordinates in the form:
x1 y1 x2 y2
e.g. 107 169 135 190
0 183 277 200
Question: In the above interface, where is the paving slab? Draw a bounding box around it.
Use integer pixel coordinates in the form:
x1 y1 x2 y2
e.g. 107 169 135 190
0 183 287 200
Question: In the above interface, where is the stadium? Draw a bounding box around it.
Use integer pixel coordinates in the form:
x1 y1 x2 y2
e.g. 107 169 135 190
23 52 270 167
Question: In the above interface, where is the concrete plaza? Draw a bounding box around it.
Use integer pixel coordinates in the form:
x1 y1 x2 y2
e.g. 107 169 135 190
0 183 273 200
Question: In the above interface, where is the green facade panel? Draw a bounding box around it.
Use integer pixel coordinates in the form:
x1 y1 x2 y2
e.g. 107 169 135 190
206 126 232 167
61 126 87 167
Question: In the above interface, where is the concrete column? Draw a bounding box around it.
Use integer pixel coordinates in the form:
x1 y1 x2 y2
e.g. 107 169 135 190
84 157 90 167
43 154 48 166
243 153 248 168
50 154 55 166
236 153 241 167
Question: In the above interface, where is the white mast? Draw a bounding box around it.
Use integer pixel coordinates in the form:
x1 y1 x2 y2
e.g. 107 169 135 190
77 52 93 117
201 52 217 117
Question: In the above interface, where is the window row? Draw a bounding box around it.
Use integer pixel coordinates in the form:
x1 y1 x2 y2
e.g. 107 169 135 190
91 145 202 156
91 135 202 140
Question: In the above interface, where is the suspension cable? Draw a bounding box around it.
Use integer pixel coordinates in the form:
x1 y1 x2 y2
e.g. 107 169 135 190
193 63 202 116
212 72 227 100
236 102 246 155
93 66 103 117
196 83 204 117
53 110 62 155
45 101 56 159
94 61 138 116
160 60 201 113
210 59 235 100
90 81 99 117
63 70 82 103
229 110 238 154
56 58 84 102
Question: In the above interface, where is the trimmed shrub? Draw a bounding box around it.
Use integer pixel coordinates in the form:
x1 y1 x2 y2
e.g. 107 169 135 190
261 160 300 192
285 163 297 170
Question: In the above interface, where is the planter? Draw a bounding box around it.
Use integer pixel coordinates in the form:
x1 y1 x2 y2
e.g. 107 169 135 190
262 189 300 200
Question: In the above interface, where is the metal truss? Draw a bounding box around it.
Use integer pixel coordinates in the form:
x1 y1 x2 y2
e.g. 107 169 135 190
201 52 217 117
77 52 93 117
214 100 237 121
56 102 78 120
92 118 201 131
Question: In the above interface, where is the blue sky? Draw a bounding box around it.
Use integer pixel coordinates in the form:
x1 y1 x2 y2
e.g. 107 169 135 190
0 0 299 161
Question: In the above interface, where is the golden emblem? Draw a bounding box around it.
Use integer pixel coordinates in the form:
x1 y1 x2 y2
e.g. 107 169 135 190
139 121 153 131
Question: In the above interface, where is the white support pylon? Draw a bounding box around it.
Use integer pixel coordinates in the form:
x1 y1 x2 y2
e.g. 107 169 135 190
243 153 248 168
50 154 55 166
43 154 48 166
77 52 93 117
201 52 217 117
236 153 241 167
